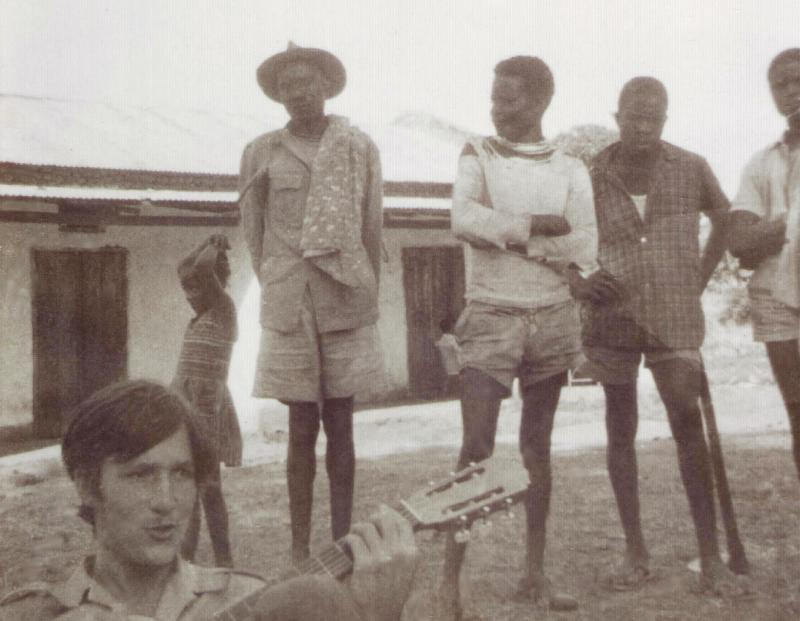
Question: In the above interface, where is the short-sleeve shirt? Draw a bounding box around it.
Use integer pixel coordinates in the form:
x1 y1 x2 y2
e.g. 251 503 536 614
731 140 800 292
0 557 264 620
584 141 729 350
0 556 365 620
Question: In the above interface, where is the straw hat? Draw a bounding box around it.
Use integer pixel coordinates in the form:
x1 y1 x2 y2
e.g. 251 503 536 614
256 42 346 102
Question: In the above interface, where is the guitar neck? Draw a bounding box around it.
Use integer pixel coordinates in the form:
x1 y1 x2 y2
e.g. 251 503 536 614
213 503 420 620
292 503 419 579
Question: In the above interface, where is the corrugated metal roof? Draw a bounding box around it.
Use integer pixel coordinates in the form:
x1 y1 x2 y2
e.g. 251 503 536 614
0 183 238 203
1 95 264 174
0 94 462 182
0 183 449 212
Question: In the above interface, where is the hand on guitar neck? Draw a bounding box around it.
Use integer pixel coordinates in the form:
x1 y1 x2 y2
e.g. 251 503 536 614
215 458 530 620
343 505 420 621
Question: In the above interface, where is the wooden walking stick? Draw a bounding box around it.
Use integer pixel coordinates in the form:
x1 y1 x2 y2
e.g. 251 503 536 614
698 361 750 575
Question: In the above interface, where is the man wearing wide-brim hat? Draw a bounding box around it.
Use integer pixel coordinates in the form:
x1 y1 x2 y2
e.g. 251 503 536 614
239 43 384 566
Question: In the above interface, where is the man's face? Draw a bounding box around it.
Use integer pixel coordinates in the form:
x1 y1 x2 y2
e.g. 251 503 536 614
277 61 327 123
87 426 197 570
615 94 667 155
491 74 540 142
769 59 800 119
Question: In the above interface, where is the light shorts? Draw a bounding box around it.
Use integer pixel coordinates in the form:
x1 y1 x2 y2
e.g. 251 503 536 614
582 346 702 385
749 287 800 343
253 289 384 403
454 299 583 395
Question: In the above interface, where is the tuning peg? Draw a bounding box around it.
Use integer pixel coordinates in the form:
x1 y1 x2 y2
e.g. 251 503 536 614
454 529 471 543
449 471 456 477
428 480 436 486
468 461 476 467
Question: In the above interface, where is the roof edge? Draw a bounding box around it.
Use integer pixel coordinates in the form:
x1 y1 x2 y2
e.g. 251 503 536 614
0 162 453 197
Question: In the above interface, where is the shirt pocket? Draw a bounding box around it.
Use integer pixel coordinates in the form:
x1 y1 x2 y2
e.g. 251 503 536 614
268 172 305 229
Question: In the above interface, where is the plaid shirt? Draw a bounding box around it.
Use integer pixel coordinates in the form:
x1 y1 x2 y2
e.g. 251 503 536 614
583 141 729 349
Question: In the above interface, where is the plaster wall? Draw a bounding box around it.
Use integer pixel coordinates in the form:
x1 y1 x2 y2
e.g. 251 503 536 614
0 212 248 426
1 212 458 427
376 227 459 399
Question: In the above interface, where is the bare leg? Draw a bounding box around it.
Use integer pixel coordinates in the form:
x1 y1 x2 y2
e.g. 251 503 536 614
515 371 577 610
287 401 321 564
651 358 739 592
438 367 505 621
765 340 800 481
182 496 201 562
201 465 233 567
181 464 232 566
603 381 650 580
321 396 355 541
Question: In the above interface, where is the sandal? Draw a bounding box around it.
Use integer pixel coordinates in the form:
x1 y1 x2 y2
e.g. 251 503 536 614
691 570 755 600
512 576 579 611
605 564 658 592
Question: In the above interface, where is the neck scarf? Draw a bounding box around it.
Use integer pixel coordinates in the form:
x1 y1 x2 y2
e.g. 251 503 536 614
491 135 555 156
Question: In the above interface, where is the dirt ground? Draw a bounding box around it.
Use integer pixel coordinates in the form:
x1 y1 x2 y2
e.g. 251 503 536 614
2 285 798 618
1 434 799 620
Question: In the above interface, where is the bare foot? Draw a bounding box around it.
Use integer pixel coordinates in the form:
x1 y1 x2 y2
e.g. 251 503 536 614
695 557 754 599
512 573 578 611
606 549 654 591
435 579 485 621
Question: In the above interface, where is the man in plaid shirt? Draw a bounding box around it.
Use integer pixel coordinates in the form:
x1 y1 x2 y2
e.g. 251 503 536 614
579 77 739 594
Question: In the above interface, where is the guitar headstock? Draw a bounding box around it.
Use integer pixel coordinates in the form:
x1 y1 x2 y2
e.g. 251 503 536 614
400 458 529 533
212 457 531 620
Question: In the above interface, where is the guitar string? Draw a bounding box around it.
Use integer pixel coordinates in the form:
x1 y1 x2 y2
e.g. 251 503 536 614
214 463 523 619
298 545 352 576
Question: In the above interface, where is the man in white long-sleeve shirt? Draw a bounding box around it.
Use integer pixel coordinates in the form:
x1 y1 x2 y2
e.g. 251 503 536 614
437 55 613 619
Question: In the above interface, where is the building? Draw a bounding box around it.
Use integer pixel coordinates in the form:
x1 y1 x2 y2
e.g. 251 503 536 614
0 95 466 435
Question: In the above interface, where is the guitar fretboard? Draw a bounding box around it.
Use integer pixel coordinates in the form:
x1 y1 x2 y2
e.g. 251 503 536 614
213 503 420 620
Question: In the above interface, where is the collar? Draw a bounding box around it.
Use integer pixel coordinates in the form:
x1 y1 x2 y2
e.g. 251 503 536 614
769 131 800 157
52 556 229 617
591 140 677 174
278 114 348 143
490 135 555 156
782 127 800 147
277 114 349 168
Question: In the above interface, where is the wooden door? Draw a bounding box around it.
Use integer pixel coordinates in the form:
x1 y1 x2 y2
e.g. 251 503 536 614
402 246 465 399
31 247 128 437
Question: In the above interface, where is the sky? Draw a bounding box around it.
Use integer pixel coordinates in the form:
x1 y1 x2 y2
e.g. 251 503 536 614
2 0 800 194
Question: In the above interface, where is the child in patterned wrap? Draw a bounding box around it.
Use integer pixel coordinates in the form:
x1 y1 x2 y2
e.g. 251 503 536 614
173 234 242 567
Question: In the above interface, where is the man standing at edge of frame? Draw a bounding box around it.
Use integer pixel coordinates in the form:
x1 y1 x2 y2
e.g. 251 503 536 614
728 48 800 483
437 55 606 618
238 43 384 566
579 76 746 595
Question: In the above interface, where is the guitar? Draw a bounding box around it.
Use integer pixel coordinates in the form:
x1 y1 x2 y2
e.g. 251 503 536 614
213 457 530 620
